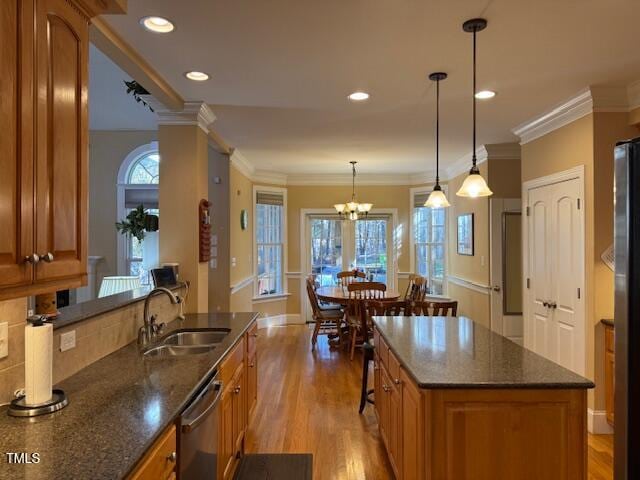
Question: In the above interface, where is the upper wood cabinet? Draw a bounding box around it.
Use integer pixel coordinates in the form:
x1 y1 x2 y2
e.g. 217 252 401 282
0 0 94 300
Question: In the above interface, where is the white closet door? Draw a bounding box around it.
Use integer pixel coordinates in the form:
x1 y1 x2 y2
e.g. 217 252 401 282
527 185 553 359
525 176 584 375
549 178 584 374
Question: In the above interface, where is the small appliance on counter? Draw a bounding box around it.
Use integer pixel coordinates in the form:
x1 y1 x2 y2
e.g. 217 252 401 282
8 315 68 417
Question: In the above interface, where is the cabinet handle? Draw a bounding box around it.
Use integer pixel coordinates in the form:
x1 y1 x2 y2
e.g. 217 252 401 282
549 301 557 309
166 451 177 463
249 363 255 368
250 333 258 338
24 254 40 265
234 386 241 394
382 384 390 392
394 378 401 385
39 252 54 263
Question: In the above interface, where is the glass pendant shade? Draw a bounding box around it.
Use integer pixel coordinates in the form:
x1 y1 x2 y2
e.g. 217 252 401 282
425 187 451 208
334 204 346 213
358 203 373 213
456 171 493 198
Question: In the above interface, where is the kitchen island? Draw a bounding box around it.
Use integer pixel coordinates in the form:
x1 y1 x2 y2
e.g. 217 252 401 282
372 315 594 480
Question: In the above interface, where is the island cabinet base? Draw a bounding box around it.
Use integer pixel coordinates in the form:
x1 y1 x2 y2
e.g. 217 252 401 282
374 332 588 480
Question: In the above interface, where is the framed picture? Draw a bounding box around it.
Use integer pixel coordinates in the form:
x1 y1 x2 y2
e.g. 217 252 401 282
457 213 474 256
240 209 249 230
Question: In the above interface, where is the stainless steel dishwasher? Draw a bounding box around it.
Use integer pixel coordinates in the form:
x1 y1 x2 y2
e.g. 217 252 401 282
179 372 223 479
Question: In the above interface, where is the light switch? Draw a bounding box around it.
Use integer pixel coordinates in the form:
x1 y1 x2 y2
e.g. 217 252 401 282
60 330 76 352
0 322 8 359
231 257 237 267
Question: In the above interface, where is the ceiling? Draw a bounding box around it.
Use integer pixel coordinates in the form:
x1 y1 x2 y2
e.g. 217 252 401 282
89 44 157 131
102 0 640 175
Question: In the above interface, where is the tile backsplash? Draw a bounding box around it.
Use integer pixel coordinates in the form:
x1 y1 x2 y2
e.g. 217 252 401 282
0 286 186 405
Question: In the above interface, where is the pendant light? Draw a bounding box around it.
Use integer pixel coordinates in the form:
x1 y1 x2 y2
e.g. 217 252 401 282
425 72 450 209
334 161 373 220
456 18 493 198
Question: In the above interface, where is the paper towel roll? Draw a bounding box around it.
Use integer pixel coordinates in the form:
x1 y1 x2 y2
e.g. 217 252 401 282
25 322 53 405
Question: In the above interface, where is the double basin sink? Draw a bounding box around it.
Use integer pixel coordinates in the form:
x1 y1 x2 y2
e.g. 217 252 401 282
142 328 231 358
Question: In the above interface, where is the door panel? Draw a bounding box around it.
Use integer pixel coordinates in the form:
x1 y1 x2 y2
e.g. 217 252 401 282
35 0 87 282
526 176 584 375
0 0 34 289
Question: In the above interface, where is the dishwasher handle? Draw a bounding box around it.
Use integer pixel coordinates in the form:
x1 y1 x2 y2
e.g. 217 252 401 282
181 379 224 433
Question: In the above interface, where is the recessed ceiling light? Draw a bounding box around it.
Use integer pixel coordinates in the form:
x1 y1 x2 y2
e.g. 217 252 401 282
475 90 496 99
348 91 370 101
140 16 175 33
185 71 210 82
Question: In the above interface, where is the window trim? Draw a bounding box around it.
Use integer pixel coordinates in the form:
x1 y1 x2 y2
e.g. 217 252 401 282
409 185 449 296
253 185 288 297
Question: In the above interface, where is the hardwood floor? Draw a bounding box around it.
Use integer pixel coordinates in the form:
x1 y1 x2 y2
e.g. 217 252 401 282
246 324 613 480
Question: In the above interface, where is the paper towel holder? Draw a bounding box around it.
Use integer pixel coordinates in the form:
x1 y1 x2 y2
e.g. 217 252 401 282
8 315 68 417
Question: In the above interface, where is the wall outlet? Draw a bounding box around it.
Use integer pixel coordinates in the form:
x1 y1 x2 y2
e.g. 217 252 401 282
60 330 76 352
0 322 8 359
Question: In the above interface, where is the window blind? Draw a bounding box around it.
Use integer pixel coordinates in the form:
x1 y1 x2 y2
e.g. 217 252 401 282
413 193 430 208
125 188 159 209
256 191 284 206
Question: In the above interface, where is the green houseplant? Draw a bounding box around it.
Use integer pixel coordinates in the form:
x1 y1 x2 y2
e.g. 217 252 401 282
116 204 158 242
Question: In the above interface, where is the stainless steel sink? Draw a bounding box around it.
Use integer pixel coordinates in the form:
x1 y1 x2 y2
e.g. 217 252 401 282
143 344 217 358
142 328 231 357
162 328 231 347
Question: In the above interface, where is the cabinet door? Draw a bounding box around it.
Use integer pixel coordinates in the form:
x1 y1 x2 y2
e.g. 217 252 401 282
247 350 258 419
388 381 402 479
379 366 391 449
130 425 177 480
605 349 615 426
34 0 88 283
219 388 235 480
402 368 424 479
232 365 246 454
0 0 34 291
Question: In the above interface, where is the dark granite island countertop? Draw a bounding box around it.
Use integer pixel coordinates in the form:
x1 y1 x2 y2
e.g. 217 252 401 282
0 312 259 480
372 316 594 389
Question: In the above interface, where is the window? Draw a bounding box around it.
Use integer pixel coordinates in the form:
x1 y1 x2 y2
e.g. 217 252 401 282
355 218 388 283
117 143 159 286
412 190 446 295
310 218 342 287
255 188 286 296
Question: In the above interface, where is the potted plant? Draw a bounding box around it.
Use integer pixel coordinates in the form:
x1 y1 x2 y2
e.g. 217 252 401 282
116 204 158 242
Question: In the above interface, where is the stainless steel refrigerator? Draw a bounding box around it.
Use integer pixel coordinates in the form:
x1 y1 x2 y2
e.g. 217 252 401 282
614 136 640 479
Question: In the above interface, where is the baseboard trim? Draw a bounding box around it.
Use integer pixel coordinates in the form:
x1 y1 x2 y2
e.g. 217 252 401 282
587 408 614 434
257 314 303 329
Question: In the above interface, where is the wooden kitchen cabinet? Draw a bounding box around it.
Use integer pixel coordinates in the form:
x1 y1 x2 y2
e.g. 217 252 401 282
0 0 93 300
129 424 177 480
604 324 615 426
246 323 258 419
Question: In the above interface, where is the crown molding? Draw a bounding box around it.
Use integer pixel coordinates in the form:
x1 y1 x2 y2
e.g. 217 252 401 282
512 86 635 145
444 146 489 180
143 97 216 133
285 171 435 186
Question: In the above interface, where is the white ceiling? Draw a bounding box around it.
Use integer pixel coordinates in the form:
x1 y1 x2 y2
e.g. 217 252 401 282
102 0 640 174
89 44 157 131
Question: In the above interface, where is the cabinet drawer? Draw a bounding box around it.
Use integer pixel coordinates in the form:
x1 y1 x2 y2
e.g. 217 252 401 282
129 424 177 480
220 338 245 391
388 349 400 384
605 326 614 353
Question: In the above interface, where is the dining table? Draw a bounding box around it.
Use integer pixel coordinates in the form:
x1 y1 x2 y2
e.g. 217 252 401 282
315 285 401 346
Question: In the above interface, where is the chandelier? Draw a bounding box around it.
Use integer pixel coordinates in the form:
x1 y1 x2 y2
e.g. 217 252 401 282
334 161 372 220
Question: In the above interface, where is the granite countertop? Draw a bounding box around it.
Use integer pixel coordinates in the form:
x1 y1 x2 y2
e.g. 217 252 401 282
601 318 614 327
373 316 594 389
0 312 259 480
52 283 187 330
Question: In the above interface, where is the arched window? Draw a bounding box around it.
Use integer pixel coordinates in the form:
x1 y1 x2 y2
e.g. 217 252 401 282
116 142 159 285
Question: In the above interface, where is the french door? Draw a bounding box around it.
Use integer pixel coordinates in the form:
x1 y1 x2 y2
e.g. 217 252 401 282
525 175 585 375
306 214 393 319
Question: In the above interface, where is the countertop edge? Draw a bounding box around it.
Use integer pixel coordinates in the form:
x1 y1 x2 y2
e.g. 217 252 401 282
373 317 595 390
601 318 614 327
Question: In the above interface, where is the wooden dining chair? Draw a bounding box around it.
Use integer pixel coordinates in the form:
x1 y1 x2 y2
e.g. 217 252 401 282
411 300 458 316
306 276 344 350
308 274 341 312
346 282 386 360
337 269 366 287
403 275 427 302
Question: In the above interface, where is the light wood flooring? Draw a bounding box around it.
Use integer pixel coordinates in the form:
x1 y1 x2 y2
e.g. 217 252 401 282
245 324 613 480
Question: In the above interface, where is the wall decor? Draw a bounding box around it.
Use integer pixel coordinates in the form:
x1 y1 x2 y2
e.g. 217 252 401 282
199 199 212 263
241 209 249 230
457 213 474 255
